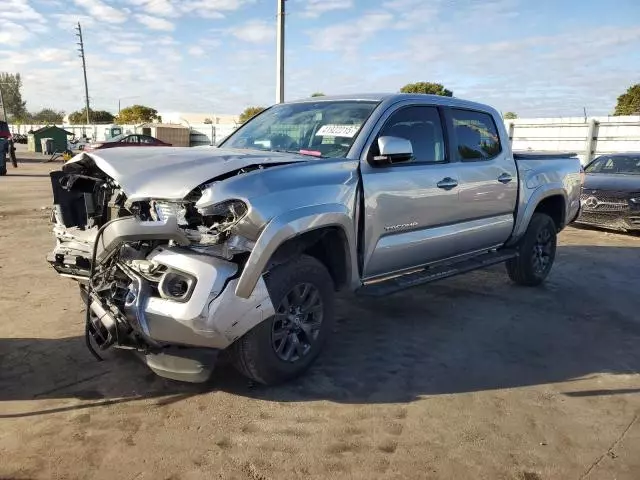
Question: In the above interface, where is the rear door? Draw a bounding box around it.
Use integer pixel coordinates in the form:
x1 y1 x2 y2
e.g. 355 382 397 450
360 104 463 279
447 108 518 249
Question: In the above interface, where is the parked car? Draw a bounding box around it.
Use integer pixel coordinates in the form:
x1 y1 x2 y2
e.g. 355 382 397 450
12 133 27 144
574 153 640 231
84 134 171 151
47 93 583 385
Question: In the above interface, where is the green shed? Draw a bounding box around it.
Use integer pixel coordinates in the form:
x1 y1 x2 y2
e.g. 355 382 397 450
27 125 73 153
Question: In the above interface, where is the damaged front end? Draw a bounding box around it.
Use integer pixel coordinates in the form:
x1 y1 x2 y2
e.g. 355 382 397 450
47 155 274 382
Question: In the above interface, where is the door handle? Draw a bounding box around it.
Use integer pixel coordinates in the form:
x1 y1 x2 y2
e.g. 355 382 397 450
436 177 458 190
498 173 513 184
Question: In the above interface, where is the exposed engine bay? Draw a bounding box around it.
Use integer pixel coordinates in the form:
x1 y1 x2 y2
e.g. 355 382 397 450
47 153 276 379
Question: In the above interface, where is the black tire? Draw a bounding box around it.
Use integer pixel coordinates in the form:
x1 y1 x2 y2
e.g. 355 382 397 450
231 254 335 385
506 212 557 286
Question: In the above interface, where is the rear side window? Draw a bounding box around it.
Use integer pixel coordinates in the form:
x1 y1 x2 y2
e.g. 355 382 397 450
451 109 501 161
375 106 446 163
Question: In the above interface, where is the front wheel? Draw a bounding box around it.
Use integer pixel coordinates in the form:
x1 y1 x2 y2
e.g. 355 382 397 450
231 255 335 385
506 213 557 286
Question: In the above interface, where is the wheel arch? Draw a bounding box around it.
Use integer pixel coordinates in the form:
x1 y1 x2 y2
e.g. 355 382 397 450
234 204 358 299
509 187 568 246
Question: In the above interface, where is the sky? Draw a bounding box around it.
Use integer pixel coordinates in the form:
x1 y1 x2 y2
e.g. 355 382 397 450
1 0 639 118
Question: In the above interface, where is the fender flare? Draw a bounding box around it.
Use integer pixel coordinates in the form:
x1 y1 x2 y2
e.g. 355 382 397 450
509 185 568 245
234 204 357 299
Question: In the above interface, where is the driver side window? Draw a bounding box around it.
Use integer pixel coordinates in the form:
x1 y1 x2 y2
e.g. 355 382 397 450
372 106 447 163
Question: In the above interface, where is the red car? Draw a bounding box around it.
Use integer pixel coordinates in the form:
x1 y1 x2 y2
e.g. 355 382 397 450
85 134 171 151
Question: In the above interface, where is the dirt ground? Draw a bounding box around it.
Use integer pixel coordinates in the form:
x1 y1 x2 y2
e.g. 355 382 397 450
1 154 639 480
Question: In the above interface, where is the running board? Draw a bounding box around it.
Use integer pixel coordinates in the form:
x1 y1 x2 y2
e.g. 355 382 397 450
357 250 517 297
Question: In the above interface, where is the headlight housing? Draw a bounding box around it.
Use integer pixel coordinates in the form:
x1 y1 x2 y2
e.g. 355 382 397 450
149 199 248 246
197 199 247 220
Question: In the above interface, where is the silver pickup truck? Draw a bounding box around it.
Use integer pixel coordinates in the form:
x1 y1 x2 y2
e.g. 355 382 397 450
47 94 582 384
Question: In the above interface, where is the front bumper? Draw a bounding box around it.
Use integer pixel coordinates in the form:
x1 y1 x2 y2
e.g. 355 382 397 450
574 210 640 231
49 218 275 382
121 246 275 350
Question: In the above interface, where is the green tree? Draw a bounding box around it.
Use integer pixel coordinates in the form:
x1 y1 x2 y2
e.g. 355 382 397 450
614 84 640 116
30 108 65 124
204 117 213 124
0 72 28 121
400 82 453 97
503 111 518 119
310 92 325 97
116 104 159 124
68 108 115 124
239 106 266 124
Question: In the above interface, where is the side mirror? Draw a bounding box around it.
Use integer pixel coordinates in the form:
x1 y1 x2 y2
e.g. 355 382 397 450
371 136 413 166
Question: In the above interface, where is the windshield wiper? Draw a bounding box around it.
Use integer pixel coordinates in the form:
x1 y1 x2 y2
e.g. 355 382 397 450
270 148 325 158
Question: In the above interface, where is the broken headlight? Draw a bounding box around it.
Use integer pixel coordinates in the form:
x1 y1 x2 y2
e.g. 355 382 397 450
147 199 249 250
197 199 247 220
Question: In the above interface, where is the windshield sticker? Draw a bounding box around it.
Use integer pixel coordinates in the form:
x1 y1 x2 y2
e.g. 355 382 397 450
316 124 360 138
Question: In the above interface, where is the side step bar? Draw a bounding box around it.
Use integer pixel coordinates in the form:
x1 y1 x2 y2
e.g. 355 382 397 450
357 250 517 297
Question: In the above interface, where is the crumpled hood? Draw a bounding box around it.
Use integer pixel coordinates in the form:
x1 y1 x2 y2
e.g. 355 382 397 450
64 146 308 201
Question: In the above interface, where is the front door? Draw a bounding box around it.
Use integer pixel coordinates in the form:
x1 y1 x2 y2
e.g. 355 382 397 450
360 105 463 279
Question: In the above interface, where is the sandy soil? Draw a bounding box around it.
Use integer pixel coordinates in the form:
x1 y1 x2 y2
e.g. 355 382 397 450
1 154 639 480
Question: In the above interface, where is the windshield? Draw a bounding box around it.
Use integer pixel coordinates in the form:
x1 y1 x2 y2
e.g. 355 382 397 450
221 100 379 158
585 155 640 175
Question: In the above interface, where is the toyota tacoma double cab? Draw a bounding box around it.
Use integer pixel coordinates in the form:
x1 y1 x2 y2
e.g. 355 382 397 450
47 94 583 384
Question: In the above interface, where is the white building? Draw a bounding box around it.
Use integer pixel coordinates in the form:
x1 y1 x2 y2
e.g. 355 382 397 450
157 112 239 126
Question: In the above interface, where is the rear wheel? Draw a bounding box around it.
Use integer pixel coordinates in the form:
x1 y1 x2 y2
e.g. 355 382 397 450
231 255 335 385
506 213 557 286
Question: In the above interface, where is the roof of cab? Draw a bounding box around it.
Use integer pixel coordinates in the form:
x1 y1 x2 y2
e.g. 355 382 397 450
286 93 498 116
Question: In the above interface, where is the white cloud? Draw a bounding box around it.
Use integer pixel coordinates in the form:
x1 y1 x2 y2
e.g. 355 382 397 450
177 0 253 19
128 0 177 17
1 0 45 22
109 43 143 55
135 14 175 31
232 20 274 43
73 0 127 24
188 46 206 57
298 0 354 18
0 21 32 45
157 36 179 46
310 12 393 53
53 14 96 30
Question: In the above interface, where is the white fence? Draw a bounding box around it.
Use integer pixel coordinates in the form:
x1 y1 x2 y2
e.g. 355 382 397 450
507 115 640 165
10 115 640 163
9 122 238 146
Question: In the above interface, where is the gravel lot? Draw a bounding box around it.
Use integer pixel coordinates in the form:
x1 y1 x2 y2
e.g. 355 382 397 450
1 154 639 480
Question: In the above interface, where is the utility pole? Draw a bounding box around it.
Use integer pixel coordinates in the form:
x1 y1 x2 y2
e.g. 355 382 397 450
0 86 7 122
275 0 285 104
76 22 91 124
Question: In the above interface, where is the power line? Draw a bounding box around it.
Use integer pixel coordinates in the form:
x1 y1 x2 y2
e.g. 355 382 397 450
75 22 91 124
